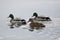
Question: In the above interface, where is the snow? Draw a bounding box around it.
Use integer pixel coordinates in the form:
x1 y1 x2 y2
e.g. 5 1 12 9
0 17 60 40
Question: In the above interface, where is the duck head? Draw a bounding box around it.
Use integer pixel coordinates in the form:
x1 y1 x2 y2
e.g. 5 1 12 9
8 14 14 19
28 18 34 23
32 12 38 17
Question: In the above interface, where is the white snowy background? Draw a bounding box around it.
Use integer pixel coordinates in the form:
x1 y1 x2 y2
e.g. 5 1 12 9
0 0 60 40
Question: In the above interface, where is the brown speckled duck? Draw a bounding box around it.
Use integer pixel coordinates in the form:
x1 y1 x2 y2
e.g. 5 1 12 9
28 18 45 31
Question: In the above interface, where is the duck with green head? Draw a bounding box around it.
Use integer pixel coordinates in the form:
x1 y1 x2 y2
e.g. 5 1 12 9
8 14 26 28
32 12 52 21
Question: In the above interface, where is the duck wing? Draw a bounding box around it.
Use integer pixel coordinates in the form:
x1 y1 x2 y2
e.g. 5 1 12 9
14 18 21 21
37 16 47 18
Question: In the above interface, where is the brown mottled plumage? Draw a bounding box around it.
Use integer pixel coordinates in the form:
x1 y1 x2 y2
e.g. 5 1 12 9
28 18 45 30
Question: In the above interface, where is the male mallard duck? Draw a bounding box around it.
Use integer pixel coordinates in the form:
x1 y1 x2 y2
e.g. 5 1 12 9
32 12 52 21
28 18 45 31
8 14 26 28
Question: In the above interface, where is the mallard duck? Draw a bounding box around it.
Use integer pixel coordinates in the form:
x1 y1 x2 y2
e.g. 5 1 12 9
8 14 26 28
32 12 52 21
28 18 45 31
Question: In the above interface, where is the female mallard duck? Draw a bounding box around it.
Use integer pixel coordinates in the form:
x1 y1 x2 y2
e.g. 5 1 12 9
28 18 45 31
32 12 52 21
8 14 26 28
